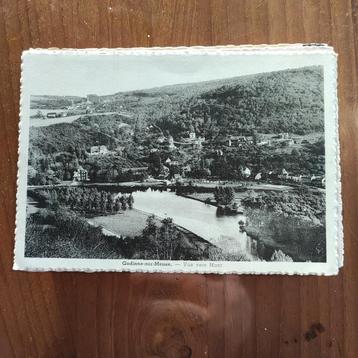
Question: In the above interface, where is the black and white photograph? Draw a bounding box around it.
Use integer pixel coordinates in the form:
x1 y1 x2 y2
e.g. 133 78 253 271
14 46 342 274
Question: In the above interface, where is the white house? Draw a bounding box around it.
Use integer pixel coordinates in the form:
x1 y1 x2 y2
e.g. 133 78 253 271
168 135 176 150
157 135 165 144
241 167 251 178
90 145 108 155
73 166 89 182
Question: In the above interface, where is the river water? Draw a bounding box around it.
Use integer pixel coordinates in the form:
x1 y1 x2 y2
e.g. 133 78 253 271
132 190 253 257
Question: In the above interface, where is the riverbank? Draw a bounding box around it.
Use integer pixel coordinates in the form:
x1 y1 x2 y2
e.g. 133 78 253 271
180 189 326 262
177 193 217 206
27 180 292 191
184 189 325 223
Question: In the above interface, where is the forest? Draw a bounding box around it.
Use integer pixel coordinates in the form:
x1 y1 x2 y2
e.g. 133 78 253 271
97 66 324 138
29 187 134 214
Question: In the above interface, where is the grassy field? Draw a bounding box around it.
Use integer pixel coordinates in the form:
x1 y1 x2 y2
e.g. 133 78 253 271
87 209 161 238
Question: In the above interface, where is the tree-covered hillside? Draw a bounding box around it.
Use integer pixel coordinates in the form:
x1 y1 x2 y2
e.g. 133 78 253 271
29 114 131 155
97 66 324 137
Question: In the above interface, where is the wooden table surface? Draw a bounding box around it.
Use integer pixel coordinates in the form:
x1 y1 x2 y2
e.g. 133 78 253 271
0 1 357 357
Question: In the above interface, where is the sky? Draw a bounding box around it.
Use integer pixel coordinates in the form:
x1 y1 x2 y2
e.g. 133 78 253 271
22 51 328 97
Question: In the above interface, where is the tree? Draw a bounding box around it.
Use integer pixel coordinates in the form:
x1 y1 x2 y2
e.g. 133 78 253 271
271 250 293 262
143 215 158 237
214 186 235 205
100 194 107 213
157 218 176 260
210 158 229 179
27 165 38 185
148 151 163 177
127 193 134 209
107 193 114 213
120 195 128 210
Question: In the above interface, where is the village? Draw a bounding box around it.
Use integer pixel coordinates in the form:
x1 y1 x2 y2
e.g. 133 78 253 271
29 92 326 193
70 126 325 190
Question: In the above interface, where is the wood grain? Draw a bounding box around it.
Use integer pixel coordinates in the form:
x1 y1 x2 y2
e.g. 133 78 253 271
0 0 357 357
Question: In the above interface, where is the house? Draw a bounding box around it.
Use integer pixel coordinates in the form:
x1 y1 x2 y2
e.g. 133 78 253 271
278 170 303 183
194 137 205 148
226 135 253 147
165 158 179 166
159 165 170 179
278 169 289 180
189 131 196 140
173 173 183 181
90 145 108 155
275 133 290 140
182 165 192 176
241 167 251 178
311 175 325 187
322 177 326 187
280 138 294 147
227 135 246 147
257 140 271 146
157 135 165 144
291 175 302 183
73 166 89 182
271 133 294 147
254 173 262 180
46 112 59 118
246 136 254 144
168 135 176 150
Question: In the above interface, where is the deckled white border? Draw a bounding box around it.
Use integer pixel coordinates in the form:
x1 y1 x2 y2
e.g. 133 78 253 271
14 44 343 274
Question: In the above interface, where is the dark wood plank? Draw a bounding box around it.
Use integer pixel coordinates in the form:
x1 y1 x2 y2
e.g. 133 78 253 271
0 0 357 357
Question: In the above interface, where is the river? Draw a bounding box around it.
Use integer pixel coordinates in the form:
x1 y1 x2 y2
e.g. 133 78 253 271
132 190 253 257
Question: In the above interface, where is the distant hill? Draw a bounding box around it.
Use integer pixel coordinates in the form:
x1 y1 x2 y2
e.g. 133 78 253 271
29 113 131 155
31 95 85 109
96 66 324 136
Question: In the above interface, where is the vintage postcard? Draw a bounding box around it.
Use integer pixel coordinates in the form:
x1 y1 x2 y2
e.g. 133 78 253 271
14 45 342 274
